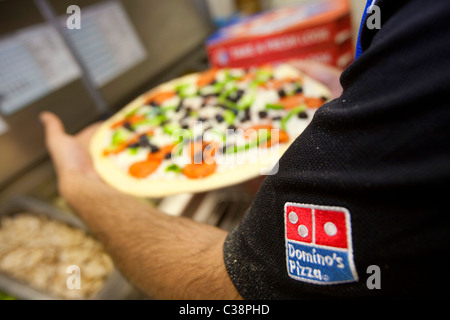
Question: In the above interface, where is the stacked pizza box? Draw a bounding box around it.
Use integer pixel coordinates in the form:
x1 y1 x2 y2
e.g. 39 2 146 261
206 0 354 69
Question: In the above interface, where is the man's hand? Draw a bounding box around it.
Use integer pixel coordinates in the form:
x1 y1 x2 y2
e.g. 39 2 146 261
40 111 241 299
40 111 101 183
289 59 343 99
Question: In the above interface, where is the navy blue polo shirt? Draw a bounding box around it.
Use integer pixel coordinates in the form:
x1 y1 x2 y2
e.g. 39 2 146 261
223 0 450 299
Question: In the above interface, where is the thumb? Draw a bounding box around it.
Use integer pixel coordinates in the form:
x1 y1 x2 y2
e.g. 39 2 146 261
40 111 66 137
40 111 67 146
40 111 68 160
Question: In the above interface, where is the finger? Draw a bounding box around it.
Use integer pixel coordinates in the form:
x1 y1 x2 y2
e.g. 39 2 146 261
40 112 69 168
40 111 66 140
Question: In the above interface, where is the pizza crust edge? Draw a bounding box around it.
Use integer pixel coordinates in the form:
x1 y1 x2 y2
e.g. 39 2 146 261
90 70 329 198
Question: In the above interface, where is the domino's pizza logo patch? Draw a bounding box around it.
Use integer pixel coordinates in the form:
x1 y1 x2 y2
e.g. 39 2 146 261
284 202 358 285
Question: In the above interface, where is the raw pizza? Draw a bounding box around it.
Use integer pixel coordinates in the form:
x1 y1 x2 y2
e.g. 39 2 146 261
90 63 331 197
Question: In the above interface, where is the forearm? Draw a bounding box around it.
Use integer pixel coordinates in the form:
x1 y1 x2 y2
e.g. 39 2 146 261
59 173 240 299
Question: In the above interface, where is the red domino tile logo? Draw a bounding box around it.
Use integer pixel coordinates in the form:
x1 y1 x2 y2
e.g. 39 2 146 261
285 203 352 250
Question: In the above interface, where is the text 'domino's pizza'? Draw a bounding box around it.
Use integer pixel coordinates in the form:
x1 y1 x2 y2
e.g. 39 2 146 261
284 202 358 284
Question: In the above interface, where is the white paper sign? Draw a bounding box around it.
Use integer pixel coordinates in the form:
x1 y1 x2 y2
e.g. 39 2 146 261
0 24 81 115
63 0 147 87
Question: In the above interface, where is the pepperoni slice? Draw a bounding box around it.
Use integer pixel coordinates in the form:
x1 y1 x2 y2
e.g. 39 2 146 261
262 129 290 148
148 144 176 161
129 159 161 178
186 141 219 164
145 91 176 105
244 125 289 147
182 162 217 179
197 68 219 87
110 114 146 129
278 93 305 110
304 97 325 108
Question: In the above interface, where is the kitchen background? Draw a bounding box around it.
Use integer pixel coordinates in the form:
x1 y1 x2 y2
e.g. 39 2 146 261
0 0 365 300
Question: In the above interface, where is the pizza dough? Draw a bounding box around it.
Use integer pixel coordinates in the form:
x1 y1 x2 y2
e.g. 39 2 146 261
90 63 331 198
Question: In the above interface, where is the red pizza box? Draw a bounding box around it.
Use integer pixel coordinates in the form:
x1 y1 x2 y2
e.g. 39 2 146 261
263 38 355 69
206 0 353 69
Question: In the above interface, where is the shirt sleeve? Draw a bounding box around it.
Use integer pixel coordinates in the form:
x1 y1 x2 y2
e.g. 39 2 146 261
223 0 450 299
